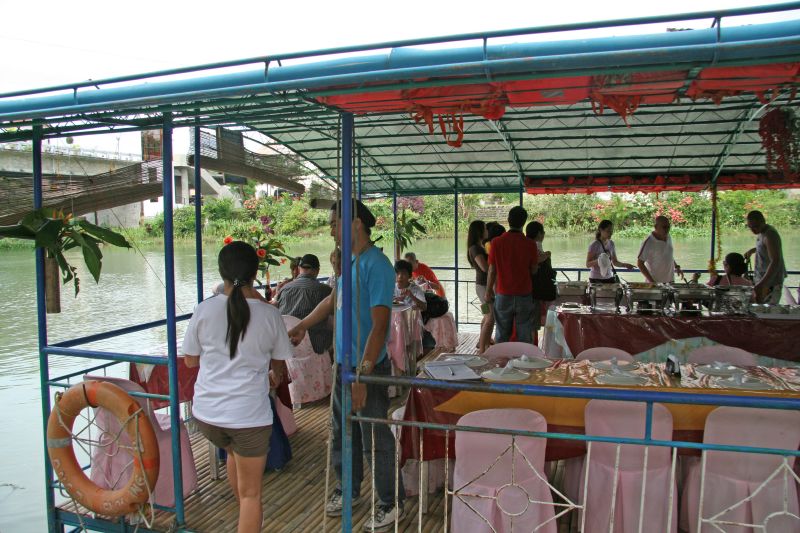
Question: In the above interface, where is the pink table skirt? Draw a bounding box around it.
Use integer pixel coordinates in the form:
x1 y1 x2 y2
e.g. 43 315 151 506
388 304 423 371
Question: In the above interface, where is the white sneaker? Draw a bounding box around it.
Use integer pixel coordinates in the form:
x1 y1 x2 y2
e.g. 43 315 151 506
363 503 405 532
325 488 362 517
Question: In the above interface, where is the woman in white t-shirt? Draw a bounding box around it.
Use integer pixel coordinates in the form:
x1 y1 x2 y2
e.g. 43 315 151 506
182 241 292 533
586 220 635 283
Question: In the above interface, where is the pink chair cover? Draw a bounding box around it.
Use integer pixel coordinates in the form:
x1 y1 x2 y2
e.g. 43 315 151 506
390 406 447 496
567 400 676 533
681 407 800 533
423 312 458 351
575 347 634 362
387 305 423 371
483 342 545 358
281 315 333 404
686 345 758 367
452 409 556 533
84 375 197 508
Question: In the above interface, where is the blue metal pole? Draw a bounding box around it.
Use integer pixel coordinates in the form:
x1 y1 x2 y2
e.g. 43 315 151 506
194 125 204 303
33 127 57 533
392 190 398 260
357 147 362 201
454 190 459 331
710 185 717 268
340 112 355 533
161 115 186 526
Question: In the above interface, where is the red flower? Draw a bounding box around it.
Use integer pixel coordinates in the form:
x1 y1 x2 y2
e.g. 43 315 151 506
223 236 234 245
256 248 267 259
280 257 287 265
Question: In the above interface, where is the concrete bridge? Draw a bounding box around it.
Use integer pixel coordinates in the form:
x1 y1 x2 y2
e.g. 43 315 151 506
0 142 141 177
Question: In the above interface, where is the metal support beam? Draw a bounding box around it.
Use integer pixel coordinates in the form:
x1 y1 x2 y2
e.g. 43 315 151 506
193 125 204 304
710 101 768 184
340 112 355 533
454 189 460 331
392 189 398 260
357 147 362 201
33 126 57 533
161 114 186 527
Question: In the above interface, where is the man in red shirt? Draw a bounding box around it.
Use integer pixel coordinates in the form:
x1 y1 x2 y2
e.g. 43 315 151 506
485 206 538 343
404 252 446 298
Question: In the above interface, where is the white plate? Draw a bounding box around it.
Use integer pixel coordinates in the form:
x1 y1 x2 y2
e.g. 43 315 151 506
510 356 552 370
444 355 489 368
595 373 649 386
716 376 773 390
591 359 639 372
695 364 746 377
481 368 530 382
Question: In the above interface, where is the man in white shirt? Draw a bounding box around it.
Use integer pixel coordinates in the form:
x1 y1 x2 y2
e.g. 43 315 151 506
637 216 682 283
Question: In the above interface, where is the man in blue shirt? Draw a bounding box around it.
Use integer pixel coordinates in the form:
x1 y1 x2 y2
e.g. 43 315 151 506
288 199 404 531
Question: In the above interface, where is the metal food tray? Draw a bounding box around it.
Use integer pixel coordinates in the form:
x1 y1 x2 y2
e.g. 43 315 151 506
557 281 587 296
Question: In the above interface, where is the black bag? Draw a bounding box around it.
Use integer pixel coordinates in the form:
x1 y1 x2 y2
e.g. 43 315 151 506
422 293 449 323
532 257 558 301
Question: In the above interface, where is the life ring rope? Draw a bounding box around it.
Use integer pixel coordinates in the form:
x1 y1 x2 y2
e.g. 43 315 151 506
47 381 160 526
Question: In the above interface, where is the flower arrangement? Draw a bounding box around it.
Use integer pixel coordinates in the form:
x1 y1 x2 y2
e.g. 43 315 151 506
759 107 799 180
224 215 288 284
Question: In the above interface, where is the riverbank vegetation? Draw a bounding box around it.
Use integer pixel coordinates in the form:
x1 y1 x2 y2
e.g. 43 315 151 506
2 189 797 250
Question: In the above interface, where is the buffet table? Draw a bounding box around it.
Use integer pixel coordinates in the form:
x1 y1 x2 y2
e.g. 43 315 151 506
399 353 800 466
541 307 800 363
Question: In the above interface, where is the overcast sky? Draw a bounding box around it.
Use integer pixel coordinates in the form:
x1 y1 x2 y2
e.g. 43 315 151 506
2 0 795 152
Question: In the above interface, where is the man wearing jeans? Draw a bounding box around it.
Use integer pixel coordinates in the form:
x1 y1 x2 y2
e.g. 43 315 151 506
288 200 403 532
485 206 539 343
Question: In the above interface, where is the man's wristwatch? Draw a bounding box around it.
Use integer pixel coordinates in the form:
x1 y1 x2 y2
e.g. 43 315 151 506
359 360 373 375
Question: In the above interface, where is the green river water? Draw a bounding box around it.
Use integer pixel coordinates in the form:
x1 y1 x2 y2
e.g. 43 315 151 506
1 232 798 531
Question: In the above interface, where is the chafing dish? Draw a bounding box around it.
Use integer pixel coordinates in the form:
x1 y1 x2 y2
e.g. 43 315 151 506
624 282 669 313
714 285 753 315
557 281 587 302
588 282 624 312
668 283 716 314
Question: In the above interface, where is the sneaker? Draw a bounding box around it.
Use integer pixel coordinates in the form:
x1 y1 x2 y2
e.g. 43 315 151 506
325 488 362 517
363 502 405 532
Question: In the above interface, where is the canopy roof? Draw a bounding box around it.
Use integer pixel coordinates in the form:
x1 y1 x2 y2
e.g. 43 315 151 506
1 3 800 195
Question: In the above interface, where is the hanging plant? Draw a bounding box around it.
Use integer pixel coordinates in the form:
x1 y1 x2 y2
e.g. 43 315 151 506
0 209 131 310
758 107 800 179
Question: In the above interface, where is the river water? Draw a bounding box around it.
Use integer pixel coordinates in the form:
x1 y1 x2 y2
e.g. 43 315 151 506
1 232 797 532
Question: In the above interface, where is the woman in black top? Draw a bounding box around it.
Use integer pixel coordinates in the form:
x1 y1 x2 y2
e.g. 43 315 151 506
467 220 494 353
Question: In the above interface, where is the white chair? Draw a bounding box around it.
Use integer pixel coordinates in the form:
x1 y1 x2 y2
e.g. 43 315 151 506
84 375 197 508
281 315 333 405
484 342 545 358
686 345 758 367
451 408 556 533
575 347 634 362
567 400 676 533
681 406 800 533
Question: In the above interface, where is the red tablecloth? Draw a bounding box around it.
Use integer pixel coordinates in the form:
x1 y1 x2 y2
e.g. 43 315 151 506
129 359 291 410
557 312 800 363
129 359 198 410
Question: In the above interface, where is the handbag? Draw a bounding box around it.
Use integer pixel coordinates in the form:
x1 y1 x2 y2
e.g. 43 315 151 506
599 240 621 283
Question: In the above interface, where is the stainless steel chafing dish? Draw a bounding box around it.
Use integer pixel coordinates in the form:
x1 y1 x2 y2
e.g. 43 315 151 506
714 285 753 315
624 282 669 313
668 283 716 314
557 281 587 302
588 282 624 312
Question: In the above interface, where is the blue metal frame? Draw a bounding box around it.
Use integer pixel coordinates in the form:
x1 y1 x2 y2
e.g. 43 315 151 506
340 112 355 532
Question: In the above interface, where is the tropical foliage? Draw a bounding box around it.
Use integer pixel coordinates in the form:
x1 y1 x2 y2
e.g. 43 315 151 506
0 208 131 295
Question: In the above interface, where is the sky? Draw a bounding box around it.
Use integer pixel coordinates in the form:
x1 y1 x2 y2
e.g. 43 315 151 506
1 0 796 153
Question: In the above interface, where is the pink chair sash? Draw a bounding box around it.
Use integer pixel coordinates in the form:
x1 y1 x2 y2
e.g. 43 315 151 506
681 406 800 533
452 408 556 533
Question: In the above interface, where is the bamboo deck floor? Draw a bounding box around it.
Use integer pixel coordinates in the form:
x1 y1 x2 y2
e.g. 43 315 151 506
61 333 523 532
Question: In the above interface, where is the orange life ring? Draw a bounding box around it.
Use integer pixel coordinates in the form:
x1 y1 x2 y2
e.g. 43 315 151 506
47 380 160 516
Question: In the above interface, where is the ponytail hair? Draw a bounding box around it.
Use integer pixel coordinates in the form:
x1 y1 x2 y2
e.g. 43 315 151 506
218 241 259 359
596 219 613 241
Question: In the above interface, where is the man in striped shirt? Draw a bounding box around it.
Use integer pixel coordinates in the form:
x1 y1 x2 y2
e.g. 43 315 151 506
275 254 333 354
